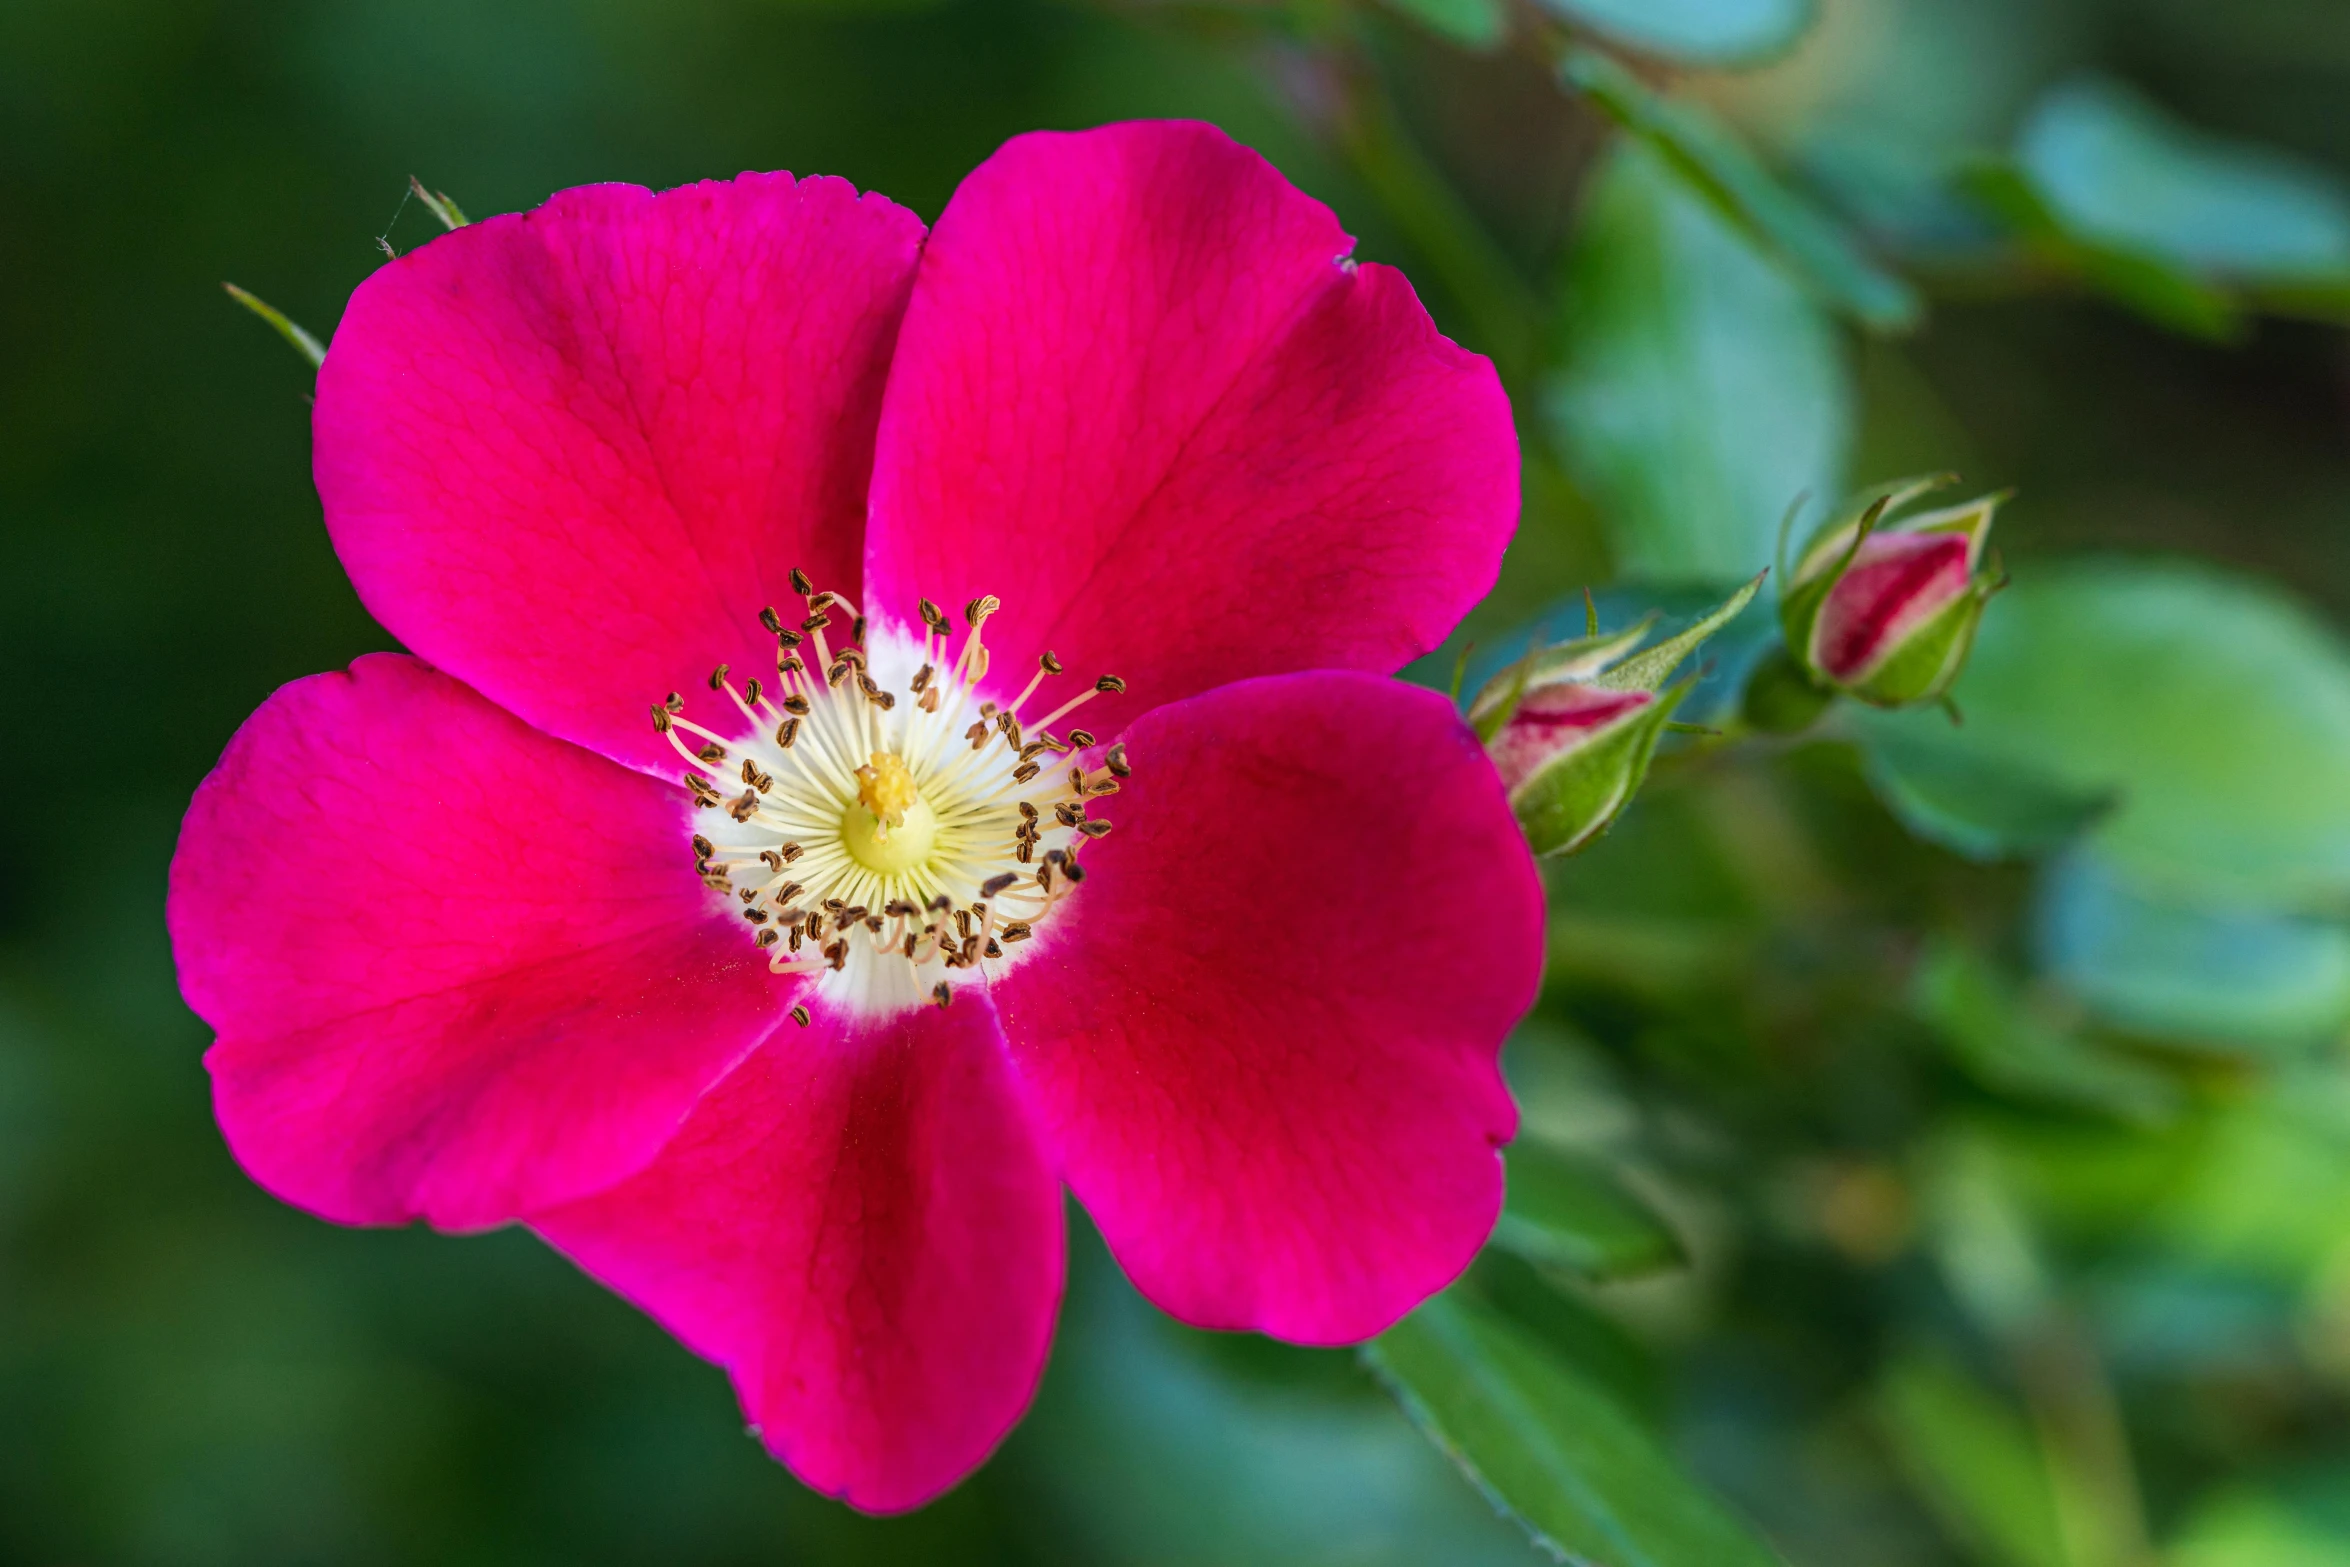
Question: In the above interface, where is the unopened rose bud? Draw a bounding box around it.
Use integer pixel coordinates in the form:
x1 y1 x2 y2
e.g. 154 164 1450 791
1473 575 1761 858
1780 477 2006 709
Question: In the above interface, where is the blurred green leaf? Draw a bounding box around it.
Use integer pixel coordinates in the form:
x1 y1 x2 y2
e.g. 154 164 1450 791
1851 559 2350 907
1874 1351 2066 1567
1468 1252 1665 1422
1369 1291 1785 1567
1532 0 1813 66
2016 76 2350 288
1379 0 1508 48
1962 161 2242 338
2172 1485 2350 1567
1492 1142 1686 1279
1561 47 1922 331
1547 140 1851 580
1912 941 2180 1124
1857 718 2115 862
2033 851 2350 1051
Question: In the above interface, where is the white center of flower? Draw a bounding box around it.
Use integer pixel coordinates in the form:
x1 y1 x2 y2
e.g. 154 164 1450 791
651 581 1129 1020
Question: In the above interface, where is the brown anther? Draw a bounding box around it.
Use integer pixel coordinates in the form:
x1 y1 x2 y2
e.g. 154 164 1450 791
779 630 802 649
1106 743 1131 778
981 872 1019 899
760 849 783 871
651 704 673 733
665 691 685 713
1040 650 1064 675
738 885 756 904
823 897 847 913
789 567 813 595
777 654 805 676
728 791 760 822
869 690 897 710
776 881 804 904
919 598 947 631
1001 920 1033 943
801 611 832 632
985 938 1003 958
998 712 1024 748
692 834 715 858
1018 740 1053 761
744 677 762 705
918 687 941 712
697 743 726 764
954 909 973 939
1095 675 1126 694
782 694 811 716
933 982 952 1009
779 843 804 863
740 759 759 785
1069 767 1086 793
1054 802 1083 827
1012 761 1041 783
687 775 721 801
1018 801 1038 820
928 894 952 913
757 928 780 948
776 717 802 748
965 720 990 749
827 661 852 687
790 1004 811 1027
1062 857 1087 883
910 664 933 694
902 934 919 958
852 615 867 643
708 664 730 691
1078 819 1113 839
1086 777 1121 797
743 906 769 924
858 672 881 697
1016 841 1034 863
885 899 917 917
759 606 784 634
807 591 838 613
1068 728 1096 747
825 942 847 971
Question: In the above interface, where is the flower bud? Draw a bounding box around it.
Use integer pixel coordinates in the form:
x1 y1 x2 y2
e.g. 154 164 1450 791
1471 575 1761 858
1780 477 2006 709
1488 681 1684 857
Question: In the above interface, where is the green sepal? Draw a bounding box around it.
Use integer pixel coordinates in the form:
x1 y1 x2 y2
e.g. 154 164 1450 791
1511 679 1691 858
221 282 326 370
1593 571 1765 694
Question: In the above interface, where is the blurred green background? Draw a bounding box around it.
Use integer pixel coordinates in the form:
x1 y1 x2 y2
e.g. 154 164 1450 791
10 0 2350 1562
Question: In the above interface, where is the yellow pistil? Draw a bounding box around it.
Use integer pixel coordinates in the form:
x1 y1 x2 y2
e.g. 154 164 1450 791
855 752 919 833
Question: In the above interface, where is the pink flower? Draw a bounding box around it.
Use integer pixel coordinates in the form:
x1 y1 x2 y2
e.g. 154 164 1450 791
168 122 1541 1511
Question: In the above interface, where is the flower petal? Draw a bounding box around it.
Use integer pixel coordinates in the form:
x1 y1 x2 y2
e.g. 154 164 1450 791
170 654 791 1229
533 990 1062 1514
314 174 924 777
864 121 1518 721
990 672 1541 1343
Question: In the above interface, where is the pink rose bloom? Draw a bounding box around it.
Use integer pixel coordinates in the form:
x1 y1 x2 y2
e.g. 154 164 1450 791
169 121 1542 1511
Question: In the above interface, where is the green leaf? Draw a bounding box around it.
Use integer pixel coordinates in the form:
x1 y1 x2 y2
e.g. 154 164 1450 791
1910 941 2180 1124
1962 161 2242 339
2171 1486 2350 1567
221 282 326 369
1850 559 2350 907
1380 0 1509 48
1532 0 1813 66
1856 720 2115 862
1874 1351 2068 1567
2033 852 2350 1051
1547 140 1851 580
1491 1141 1686 1279
1561 48 1921 332
1368 1291 1786 1567
2016 77 2350 288
1594 572 1764 694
